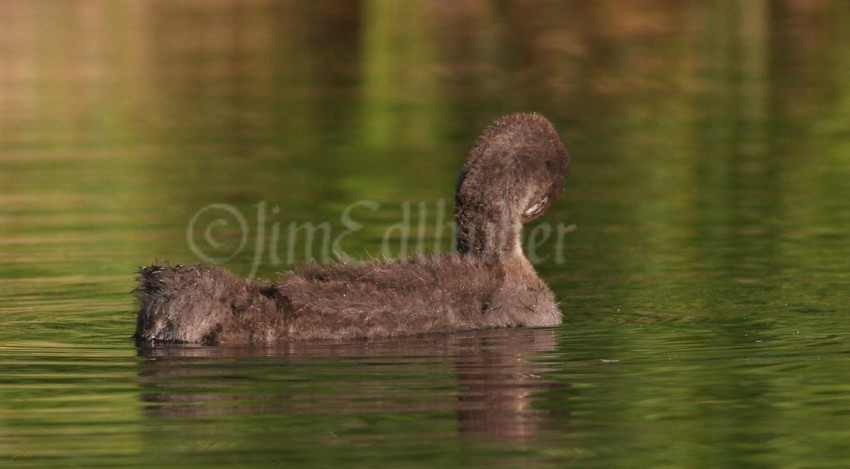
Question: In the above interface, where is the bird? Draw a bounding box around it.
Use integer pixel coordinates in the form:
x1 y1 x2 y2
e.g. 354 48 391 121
134 112 571 345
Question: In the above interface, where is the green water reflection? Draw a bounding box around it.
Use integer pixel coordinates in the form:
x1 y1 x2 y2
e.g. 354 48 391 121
2 1 850 466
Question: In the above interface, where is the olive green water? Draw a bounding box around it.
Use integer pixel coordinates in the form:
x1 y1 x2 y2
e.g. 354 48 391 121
2 1 850 467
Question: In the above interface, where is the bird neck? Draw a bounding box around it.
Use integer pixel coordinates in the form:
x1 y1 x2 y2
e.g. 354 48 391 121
454 203 525 263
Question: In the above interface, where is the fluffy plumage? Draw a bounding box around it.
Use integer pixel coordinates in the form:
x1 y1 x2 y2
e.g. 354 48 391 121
135 112 570 344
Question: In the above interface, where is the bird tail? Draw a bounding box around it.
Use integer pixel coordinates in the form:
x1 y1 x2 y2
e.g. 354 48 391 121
134 264 276 344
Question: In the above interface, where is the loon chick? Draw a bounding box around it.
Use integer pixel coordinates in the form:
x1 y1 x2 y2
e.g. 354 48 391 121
135 112 571 344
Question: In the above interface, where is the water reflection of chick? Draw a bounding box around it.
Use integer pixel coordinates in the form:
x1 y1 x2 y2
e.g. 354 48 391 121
137 328 563 443
135 113 570 344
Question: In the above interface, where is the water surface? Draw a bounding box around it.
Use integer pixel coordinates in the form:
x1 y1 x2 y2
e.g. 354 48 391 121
2 1 850 466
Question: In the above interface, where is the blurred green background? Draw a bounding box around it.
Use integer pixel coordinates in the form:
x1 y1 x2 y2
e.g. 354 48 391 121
2 1 850 466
